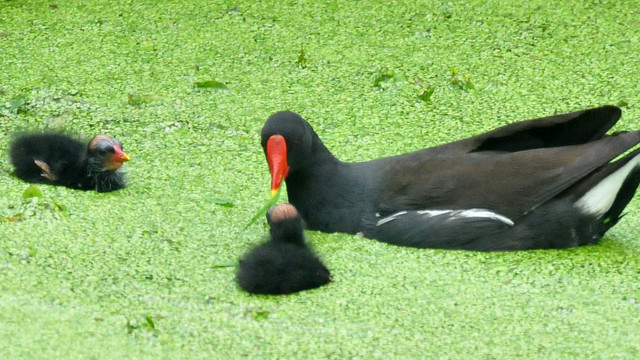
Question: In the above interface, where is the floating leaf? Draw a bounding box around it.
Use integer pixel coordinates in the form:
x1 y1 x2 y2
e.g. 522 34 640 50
212 198 234 207
194 80 230 90
145 315 156 330
22 185 43 199
244 187 281 229
127 92 161 106
212 260 237 268
243 308 270 319
617 100 629 108
252 310 270 320
7 214 22 222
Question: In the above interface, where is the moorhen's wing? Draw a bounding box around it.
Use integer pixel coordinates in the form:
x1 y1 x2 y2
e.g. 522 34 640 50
436 105 622 153
376 130 640 218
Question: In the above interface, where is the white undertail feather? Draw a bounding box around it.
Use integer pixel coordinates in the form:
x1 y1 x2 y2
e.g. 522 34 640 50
576 153 640 216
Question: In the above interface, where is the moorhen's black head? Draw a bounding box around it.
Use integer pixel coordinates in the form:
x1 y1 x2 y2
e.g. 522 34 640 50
87 135 130 171
261 111 317 197
266 203 306 245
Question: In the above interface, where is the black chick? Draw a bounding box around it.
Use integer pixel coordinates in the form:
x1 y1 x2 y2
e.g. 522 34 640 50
10 133 130 192
237 203 332 295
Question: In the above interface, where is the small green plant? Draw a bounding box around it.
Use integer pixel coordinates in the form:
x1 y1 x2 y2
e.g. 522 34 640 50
7 96 28 114
295 46 308 68
450 66 474 90
373 67 398 89
418 86 435 102
125 315 160 337
438 2 454 19
2 90 31 115
412 77 435 102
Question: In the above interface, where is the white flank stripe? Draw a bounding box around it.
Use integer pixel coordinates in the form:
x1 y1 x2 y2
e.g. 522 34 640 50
376 208 514 227
576 153 640 216
416 210 451 216
376 211 408 226
454 209 515 226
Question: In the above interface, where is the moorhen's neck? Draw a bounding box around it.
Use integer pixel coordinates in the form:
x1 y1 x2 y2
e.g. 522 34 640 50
269 219 306 244
285 133 380 234
290 126 340 175
84 156 126 192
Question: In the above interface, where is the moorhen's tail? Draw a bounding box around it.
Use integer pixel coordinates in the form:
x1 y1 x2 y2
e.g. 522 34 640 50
571 147 640 233
479 148 640 251
10 133 85 185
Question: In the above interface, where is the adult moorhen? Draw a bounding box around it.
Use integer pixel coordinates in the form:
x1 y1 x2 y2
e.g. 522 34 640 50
237 203 331 295
10 133 130 192
261 106 640 251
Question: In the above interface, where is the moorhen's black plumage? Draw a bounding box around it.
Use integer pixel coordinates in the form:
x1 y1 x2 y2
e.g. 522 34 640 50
261 106 640 251
237 203 331 295
10 133 130 192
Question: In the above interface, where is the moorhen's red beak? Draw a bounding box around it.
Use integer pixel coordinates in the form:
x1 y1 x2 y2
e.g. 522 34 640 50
103 144 130 171
266 135 289 198
113 145 131 163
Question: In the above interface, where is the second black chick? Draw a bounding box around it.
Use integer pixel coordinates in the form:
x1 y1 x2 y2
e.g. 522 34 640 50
237 203 332 295
10 133 130 192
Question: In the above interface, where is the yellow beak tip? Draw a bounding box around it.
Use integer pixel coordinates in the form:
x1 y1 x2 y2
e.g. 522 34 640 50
270 189 279 198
